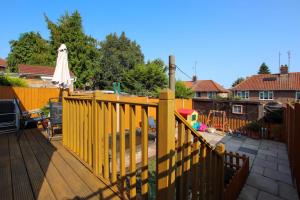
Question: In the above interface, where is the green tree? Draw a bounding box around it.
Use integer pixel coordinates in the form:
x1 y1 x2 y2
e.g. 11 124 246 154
175 81 195 98
258 62 271 74
45 11 101 88
7 32 54 72
232 77 245 87
123 59 167 96
95 32 144 89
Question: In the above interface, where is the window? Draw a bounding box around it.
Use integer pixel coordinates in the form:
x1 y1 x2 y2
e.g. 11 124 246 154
259 91 274 100
192 114 196 121
232 105 244 114
236 91 249 99
296 91 300 100
207 92 216 99
195 92 201 98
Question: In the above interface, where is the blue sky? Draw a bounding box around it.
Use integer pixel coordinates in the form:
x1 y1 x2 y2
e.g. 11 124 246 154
1 0 300 88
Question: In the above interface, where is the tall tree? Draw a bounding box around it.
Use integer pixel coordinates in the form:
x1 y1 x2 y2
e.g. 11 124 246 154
122 59 167 96
175 81 195 98
232 77 245 87
258 62 271 74
95 32 144 89
45 11 101 88
7 32 54 72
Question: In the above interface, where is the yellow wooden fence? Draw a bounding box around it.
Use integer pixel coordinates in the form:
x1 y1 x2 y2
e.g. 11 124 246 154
62 89 225 200
0 86 60 111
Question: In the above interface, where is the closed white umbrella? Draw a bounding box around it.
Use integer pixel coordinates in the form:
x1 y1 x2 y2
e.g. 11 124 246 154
52 44 71 88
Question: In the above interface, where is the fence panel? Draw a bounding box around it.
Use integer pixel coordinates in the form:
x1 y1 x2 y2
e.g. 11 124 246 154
0 86 60 111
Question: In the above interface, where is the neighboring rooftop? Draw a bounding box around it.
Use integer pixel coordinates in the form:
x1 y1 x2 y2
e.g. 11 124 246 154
184 80 229 93
232 72 300 91
0 59 74 77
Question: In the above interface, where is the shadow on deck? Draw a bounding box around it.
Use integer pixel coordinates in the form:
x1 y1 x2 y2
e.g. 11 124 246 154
0 128 121 200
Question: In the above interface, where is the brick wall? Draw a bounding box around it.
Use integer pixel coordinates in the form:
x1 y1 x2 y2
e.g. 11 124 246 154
192 99 263 121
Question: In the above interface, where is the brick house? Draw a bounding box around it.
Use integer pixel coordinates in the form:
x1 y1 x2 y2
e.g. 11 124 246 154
183 78 229 99
0 58 6 72
0 59 75 88
231 65 300 104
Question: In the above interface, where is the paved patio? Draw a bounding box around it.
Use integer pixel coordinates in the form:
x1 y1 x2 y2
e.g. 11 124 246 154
200 132 299 200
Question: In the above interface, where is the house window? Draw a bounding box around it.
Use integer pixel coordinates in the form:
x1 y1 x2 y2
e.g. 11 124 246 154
259 91 274 100
296 91 300 100
232 105 244 114
236 91 249 99
207 92 216 99
195 92 201 98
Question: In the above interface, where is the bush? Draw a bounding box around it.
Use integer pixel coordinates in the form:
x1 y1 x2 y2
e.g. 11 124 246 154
0 75 28 87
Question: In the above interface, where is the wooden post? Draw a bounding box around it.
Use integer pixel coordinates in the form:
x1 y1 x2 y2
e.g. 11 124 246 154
157 89 176 199
169 55 176 92
93 90 102 175
62 90 68 146
215 143 225 200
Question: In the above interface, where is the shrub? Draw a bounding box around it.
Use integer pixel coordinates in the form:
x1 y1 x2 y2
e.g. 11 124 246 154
0 75 28 87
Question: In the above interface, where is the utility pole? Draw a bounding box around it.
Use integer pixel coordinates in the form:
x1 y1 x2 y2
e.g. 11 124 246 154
279 51 281 67
169 55 176 92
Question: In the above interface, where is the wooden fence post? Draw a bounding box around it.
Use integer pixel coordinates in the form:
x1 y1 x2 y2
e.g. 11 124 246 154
215 143 225 200
157 89 176 200
62 89 69 146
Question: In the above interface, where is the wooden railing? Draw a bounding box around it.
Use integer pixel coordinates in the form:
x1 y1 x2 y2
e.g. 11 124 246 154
285 103 300 196
62 89 227 199
223 152 249 200
174 111 225 200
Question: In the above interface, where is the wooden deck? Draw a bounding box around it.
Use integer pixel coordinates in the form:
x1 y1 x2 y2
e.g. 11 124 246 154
0 129 121 200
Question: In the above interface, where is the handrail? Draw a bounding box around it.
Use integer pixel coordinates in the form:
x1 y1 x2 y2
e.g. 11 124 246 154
174 110 217 151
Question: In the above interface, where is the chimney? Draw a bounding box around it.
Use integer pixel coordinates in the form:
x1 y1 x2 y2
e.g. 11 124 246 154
280 65 288 74
192 75 197 82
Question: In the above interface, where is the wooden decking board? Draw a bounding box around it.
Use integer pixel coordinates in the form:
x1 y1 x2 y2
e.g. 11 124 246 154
18 133 56 200
31 129 96 199
0 129 122 200
49 137 121 200
25 130 75 199
0 134 13 200
8 134 35 200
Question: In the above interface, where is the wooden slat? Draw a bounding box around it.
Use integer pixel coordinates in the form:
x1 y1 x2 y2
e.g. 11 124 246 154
50 138 121 200
183 129 191 199
25 130 74 199
104 102 110 179
98 102 104 176
88 101 93 166
111 103 117 182
18 134 56 200
176 122 185 200
0 134 13 200
84 101 88 163
129 105 137 199
32 129 96 199
191 138 200 200
119 104 126 197
80 101 84 160
8 134 35 200
141 106 149 199
199 144 207 199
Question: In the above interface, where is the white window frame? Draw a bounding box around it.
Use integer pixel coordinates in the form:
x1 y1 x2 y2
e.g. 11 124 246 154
207 92 216 99
236 91 249 99
296 91 300 100
232 105 244 114
259 91 274 100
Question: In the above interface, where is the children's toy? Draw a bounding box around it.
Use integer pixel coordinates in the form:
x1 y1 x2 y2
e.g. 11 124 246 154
178 109 199 130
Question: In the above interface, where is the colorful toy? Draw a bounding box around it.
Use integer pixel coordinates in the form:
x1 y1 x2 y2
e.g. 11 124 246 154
178 109 199 130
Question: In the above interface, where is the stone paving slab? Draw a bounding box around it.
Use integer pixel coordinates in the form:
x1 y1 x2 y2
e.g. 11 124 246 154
278 182 299 200
246 173 278 195
257 191 284 200
264 168 293 185
197 132 299 200
239 184 259 200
